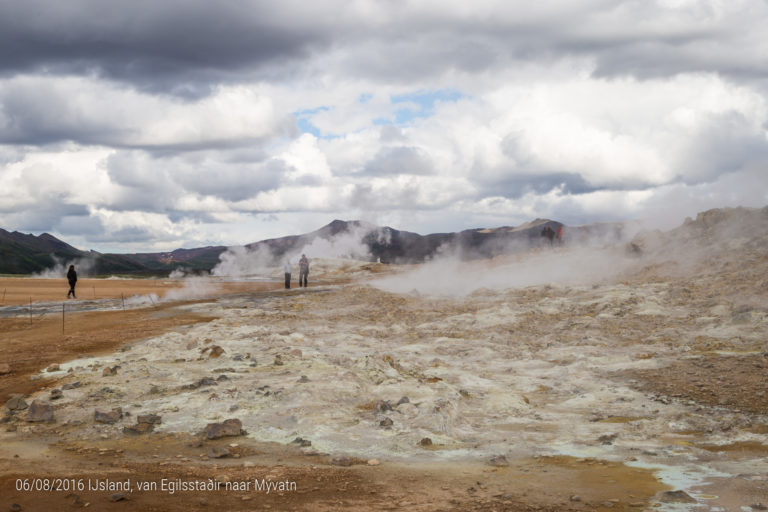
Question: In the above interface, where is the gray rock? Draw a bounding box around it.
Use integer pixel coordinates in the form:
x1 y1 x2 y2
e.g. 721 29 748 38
26 400 54 422
102 366 118 377
419 437 433 446
10 503 21 512
123 422 154 435
46 364 60 372
94 408 123 424
658 490 696 503
62 382 81 390
291 437 312 447
6 396 28 411
207 446 230 458
202 345 225 358
298 375 310 383
49 389 63 400
396 396 410 406
136 414 161 425
375 400 393 413
598 433 618 445
203 418 245 439
488 455 509 467
379 417 394 428
108 493 128 502
331 456 354 467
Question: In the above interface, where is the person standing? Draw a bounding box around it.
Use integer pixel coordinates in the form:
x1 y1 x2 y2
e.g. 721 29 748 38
66 264 78 299
298 254 309 288
283 259 292 289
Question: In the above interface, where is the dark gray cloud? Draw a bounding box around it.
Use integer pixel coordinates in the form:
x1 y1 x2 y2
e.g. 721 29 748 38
0 0 328 95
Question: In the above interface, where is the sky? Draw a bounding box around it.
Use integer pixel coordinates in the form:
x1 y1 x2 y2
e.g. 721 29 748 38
1 0 767 253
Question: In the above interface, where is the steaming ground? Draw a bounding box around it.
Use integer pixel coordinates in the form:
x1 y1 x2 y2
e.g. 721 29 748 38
3 207 768 511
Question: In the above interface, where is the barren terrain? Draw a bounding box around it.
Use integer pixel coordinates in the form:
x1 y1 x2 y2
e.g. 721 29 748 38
1 207 767 511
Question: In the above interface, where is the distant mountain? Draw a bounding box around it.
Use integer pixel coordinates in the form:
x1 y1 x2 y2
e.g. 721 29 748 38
243 218 629 264
0 217 630 275
0 228 83 274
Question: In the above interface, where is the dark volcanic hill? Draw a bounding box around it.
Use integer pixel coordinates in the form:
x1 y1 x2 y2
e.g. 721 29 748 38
0 217 630 275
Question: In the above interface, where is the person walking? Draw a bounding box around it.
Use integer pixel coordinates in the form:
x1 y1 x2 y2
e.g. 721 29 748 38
283 259 292 289
298 254 309 288
66 264 78 299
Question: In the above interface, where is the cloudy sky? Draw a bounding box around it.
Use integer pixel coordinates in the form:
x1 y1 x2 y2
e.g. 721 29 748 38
1 0 767 252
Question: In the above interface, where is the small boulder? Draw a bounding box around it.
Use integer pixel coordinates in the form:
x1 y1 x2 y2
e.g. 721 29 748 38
375 400 393 413
331 456 354 467
26 400 54 422
108 493 129 502
94 408 123 424
419 437 433 446
62 382 81 390
50 389 63 400
396 396 410 406
291 437 312 447
488 455 509 467
136 414 161 425
46 364 60 372
0 363 11 375
102 366 118 377
207 446 230 459
123 422 154 435
379 417 394 428
658 490 696 503
204 418 245 439
202 345 225 358
6 396 29 411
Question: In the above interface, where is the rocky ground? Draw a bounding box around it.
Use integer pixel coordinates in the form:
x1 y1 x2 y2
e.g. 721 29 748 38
1 207 767 511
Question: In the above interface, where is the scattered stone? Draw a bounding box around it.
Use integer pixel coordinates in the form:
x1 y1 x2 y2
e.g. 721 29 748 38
598 433 618 445
136 414 161 425
229 405 239 412
569 495 581 502
108 493 128 502
216 375 229 382
123 423 155 435
207 446 230 459
273 355 283 366
379 417 394 427
419 437 433 446
396 396 409 406
751 504 767 511
49 389 63 400
375 400 393 413
182 378 218 390
459 389 471 398
0 363 11 375
62 382 81 390
26 400 54 422
6 396 28 411
204 418 245 439
102 366 118 377
292 437 312 447
488 455 509 467
94 408 123 424
201 345 225 358
213 368 236 373
10 504 21 512
629 502 645 507
331 456 353 467
297 375 310 383
367 459 380 466
46 364 60 372
601 501 614 508
658 490 696 503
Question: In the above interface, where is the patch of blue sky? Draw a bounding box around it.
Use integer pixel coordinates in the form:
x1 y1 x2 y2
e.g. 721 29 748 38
384 88 466 126
293 106 340 139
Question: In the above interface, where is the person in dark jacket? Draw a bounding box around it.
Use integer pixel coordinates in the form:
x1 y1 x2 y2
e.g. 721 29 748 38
66 265 77 299
298 254 309 287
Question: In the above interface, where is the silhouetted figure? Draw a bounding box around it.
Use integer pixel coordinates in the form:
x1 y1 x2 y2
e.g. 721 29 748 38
541 226 555 246
556 225 564 245
66 265 77 299
298 254 309 287
283 260 292 289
